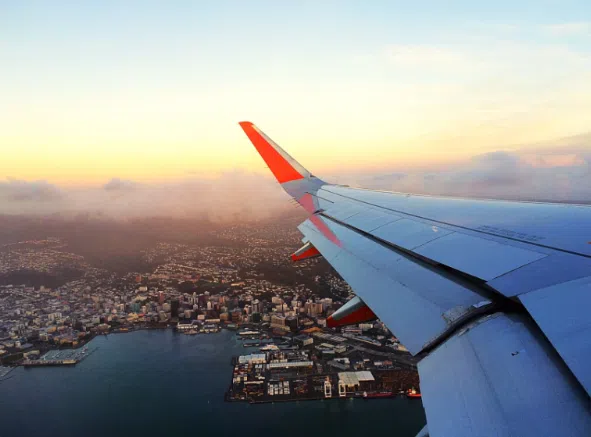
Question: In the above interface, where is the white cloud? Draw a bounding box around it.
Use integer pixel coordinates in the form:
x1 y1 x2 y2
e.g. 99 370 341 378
0 171 290 221
543 22 591 36
382 45 467 67
340 133 591 203
0 178 63 202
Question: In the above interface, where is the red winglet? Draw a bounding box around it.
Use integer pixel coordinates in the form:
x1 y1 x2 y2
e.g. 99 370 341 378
327 304 377 328
239 121 305 184
291 245 321 262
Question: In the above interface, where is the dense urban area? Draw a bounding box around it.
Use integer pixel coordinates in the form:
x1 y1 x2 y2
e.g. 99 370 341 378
0 214 420 402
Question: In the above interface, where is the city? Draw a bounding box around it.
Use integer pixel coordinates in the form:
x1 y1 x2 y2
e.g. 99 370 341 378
0 217 420 403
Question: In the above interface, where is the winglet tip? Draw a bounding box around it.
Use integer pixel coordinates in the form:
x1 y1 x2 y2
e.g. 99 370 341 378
238 120 309 184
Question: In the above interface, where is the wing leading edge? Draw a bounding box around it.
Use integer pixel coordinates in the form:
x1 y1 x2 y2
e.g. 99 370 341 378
239 121 591 437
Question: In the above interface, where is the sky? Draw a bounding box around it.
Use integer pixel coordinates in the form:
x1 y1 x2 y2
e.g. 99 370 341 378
1 1 590 218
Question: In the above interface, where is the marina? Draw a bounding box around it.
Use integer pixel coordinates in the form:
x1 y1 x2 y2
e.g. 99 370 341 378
22 346 97 367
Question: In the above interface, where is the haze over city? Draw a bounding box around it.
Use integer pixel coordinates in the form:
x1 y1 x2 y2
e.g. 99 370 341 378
2 0 590 220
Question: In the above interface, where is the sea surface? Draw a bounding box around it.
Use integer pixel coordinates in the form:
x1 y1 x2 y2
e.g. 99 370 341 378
0 329 426 437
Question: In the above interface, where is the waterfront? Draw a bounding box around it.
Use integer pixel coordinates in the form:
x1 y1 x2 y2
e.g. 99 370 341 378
0 329 426 437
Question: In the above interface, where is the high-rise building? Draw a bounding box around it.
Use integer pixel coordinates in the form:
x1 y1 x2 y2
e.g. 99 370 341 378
320 298 333 311
252 299 261 313
158 291 165 305
307 303 323 317
285 316 298 332
171 299 180 317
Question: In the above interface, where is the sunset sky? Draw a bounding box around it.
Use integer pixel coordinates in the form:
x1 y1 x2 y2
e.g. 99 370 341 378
1 1 590 188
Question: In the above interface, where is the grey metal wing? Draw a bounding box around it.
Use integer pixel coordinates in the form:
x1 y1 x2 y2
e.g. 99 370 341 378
239 121 591 437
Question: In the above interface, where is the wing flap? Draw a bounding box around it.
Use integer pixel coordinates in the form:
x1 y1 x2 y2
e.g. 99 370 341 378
519 275 591 396
418 313 591 437
299 215 491 354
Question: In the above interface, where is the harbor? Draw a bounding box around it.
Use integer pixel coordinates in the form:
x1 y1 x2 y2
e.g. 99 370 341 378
0 328 427 437
22 346 97 367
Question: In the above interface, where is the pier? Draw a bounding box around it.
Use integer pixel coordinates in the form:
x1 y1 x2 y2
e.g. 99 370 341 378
23 359 77 367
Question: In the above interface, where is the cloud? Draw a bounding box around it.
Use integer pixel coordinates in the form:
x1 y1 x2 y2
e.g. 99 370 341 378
382 45 467 67
1 133 590 221
543 22 591 36
103 178 139 191
0 178 63 202
343 133 591 203
0 171 290 221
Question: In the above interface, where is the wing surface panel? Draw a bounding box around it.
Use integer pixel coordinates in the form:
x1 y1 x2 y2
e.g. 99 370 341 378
419 313 591 437
520 275 591 396
487 252 591 297
299 215 492 354
371 218 454 250
415 232 547 281
323 185 591 257
334 206 402 233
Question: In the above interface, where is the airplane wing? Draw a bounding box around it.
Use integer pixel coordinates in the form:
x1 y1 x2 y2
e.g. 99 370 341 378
239 121 591 437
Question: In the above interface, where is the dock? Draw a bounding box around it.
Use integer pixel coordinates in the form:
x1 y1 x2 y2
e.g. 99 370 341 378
21 346 98 368
23 359 77 367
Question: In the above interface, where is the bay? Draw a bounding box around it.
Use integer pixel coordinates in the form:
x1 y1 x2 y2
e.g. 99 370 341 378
0 329 426 436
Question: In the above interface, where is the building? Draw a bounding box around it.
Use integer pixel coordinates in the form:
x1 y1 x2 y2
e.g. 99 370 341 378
252 299 262 313
294 335 313 347
267 361 313 370
307 302 323 317
320 298 333 311
238 354 266 364
231 309 243 323
338 371 375 394
285 316 298 332
270 314 286 330
171 299 180 317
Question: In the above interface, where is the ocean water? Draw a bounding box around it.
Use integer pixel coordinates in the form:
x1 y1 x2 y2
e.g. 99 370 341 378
0 330 426 436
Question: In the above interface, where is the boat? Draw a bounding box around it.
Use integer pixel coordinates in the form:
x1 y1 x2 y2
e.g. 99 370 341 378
363 391 394 399
260 344 279 352
406 388 422 398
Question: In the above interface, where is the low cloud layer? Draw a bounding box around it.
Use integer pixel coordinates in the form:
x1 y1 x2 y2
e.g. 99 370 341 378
0 178 63 202
1 134 590 221
0 171 289 221
345 134 591 202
